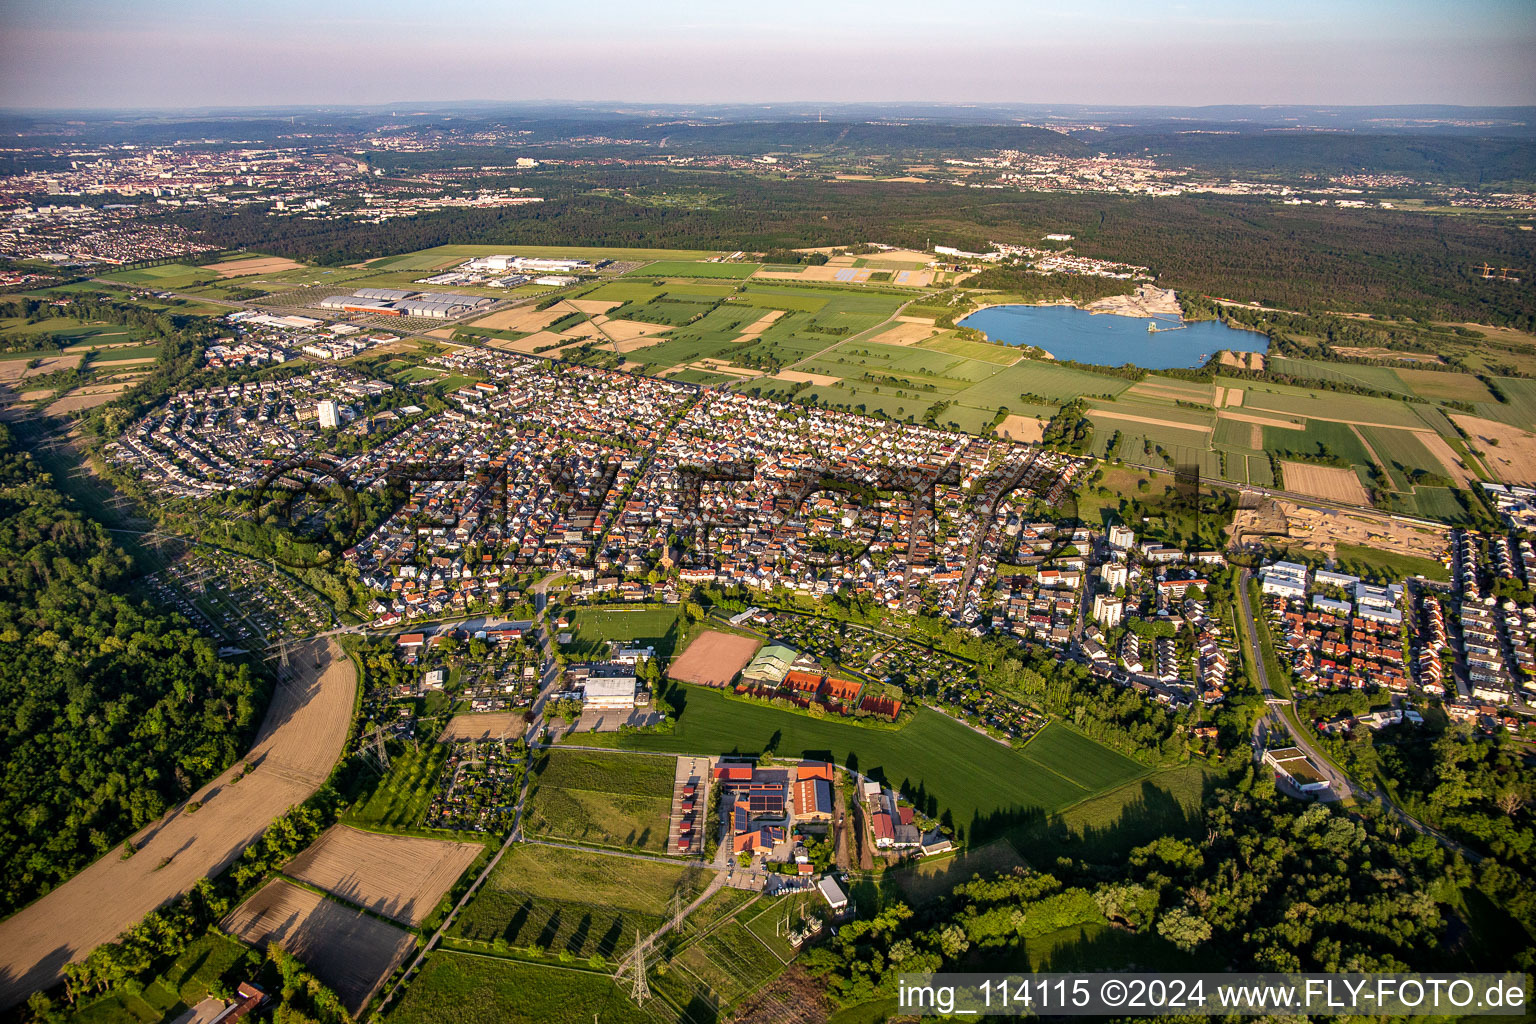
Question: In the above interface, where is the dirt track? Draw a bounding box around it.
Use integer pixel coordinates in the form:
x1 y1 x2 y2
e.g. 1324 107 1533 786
0 640 357 1009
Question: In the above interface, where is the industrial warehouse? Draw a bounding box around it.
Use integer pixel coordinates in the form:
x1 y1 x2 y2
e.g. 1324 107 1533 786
317 287 494 319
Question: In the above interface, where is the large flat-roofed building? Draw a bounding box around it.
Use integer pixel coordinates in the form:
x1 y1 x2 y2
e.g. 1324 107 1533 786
352 287 414 302
318 295 403 316
401 292 493 319
1260 561 1309 600
581 675 637 708
1263 746 1331 793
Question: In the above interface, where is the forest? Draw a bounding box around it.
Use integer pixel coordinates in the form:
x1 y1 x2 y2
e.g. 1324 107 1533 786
0 422 262 917
801 772 1530 1011
172 170 1536 328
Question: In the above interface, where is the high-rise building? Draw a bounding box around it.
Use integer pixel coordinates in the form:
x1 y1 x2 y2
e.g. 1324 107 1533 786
317 400 340 429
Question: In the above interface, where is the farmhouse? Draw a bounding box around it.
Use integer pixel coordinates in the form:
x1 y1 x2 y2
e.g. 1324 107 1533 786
715 761 792 853
794 761 835 823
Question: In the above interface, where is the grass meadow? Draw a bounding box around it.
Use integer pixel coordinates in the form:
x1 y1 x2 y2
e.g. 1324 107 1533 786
576 689 1146 843
522 749 676 853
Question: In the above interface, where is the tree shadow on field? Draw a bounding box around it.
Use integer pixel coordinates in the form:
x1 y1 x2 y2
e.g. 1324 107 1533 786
537 907 563 950
500 898 533 944
997 777 1210 866
566 913 593 955
597 916 626 957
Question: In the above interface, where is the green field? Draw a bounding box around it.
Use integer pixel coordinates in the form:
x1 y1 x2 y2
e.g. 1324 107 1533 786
1268 357 1412 396
1357 426 1450 490
582 688 1146 842
952 358 1133 407
565 606 683 657
1231 380 1427 429
0 316 145 348
625 260 761 279
451 842 706 958
1394 367 1498 404
1476 377 1536 427
919 332 1022 365
389 953 656 1024
799 342 1000 387
1332 542 1451 582
1262 419 1374 466
522 749 676 852
672 920 783 1004
343 742 449 830
100 263 219 290
1088 397 1216 428
889 838 1028 905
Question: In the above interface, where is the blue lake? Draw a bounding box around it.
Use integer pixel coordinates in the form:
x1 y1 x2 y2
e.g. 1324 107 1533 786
957 304 1268 369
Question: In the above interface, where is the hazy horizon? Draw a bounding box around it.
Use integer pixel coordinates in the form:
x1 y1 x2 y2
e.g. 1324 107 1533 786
2 0 1533 110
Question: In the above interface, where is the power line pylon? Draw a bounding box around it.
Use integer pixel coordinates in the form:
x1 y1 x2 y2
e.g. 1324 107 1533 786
369 723 392 772
614 930 652 1005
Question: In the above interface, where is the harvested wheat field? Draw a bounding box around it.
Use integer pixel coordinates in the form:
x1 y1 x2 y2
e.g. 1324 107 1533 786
1452 414 1536 485
439 712 529 742
284 825 481 926
493 330 566 354
995 414 1046 443
668 630 761 687
773 369 841 387
691 358 762 378
224 879 415 1015
598 318 672 343
1281 462 1370 504
570 298 623 315
1414 430 1478 488
734 309 786 340
46 386 131 415
62 338 141 352
1090 410 1212 440
1334 346 1444 364
1217 410 1304 430
0 353 81 384
209 256 306 277
0 640 356 1009
1218 350 1265 371
88 357 157 372
869 322 940 346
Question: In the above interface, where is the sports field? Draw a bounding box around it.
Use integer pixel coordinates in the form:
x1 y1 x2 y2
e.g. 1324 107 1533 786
580 688 1146 841
564 605 683 657
668 629 761 686
522 749 676 852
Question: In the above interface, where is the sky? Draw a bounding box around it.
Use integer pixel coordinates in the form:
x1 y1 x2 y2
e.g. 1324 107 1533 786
1 0 1533 110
